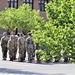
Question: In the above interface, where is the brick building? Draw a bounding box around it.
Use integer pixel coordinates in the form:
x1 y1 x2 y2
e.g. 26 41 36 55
0 0 51 19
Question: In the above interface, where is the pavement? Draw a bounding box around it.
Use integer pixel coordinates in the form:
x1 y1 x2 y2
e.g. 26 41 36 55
0 46 75 75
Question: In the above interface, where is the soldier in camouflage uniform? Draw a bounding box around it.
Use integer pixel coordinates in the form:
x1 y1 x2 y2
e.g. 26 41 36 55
18 33 26 62
26 32 34 63
7 35 15 61
1 32 9 60
10 32 18 60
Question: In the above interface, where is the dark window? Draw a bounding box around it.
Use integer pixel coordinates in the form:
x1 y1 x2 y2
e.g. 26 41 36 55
8 0 18 8
23 0 34 9
39 0 48 11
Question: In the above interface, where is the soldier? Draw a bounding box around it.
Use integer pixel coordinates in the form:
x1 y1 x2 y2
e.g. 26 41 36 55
7 35 15 61
1 32 9 60
10 31 18 60
26 32 34 63
18 33 26 62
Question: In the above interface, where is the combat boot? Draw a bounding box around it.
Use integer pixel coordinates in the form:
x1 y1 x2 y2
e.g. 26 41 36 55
27 60 32 63
9 58 13 61
2 58 6 60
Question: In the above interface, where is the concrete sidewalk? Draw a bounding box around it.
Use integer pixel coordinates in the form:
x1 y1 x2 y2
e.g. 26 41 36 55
0 45 75 75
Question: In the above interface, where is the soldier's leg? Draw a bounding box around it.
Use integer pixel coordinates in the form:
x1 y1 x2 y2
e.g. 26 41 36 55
18 48 24 62
9 49 14 61
29 48 33 62
2 47 7 60
21 49 25 62
27 48 32 63
2 47 5 60
4 47 8 59
18 49 21 61
23 49 26 60
18 54 24 62
2 48 4 58
13 48 17 60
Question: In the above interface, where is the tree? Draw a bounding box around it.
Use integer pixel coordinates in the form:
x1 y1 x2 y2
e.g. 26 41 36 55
45 0 75 62
45 0 75 27
16 4 45 33
0 8 17 32
0 4 45 33
32 0 75 63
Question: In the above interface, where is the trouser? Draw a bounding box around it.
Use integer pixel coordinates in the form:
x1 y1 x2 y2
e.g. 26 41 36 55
2 47 8 59
18 48 25 61
9 49 15 61
23 50 26 60
27 48 33 61
13 48 17 60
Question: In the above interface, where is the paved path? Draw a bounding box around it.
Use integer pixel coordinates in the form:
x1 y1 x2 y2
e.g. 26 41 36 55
0 46 75 75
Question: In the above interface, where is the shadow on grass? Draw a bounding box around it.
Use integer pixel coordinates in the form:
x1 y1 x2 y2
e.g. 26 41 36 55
0 68 65 75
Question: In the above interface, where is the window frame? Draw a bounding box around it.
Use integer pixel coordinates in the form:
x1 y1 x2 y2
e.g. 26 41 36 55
39 0 48 11
8 0 18 8
23 0 34 9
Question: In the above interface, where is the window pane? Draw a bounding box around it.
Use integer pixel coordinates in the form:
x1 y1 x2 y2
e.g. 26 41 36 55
42 4 45 11
15 0 17 1
42 1 44 3
30 0 32 2
8 0 18 8
11 0 14 1
27 0 29 2
11 2 13 7
30 4 32 8
39 0 48 11
23 0 25 2
15 3 17 8
40 5 43 11
23 0 33 9
45 0 48 3
8 1 11 7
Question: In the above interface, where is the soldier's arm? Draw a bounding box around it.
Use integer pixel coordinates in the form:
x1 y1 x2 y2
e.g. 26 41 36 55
17 38 20 47
1 37 3 47
7 40 11 49
24 39 27 49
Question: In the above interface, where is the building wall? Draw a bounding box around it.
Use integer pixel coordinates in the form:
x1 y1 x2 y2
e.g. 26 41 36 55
18 0 23 7
34 0 38 10
40 0 51 20
34 0 51 20
0 0 7 11
0 0 51 19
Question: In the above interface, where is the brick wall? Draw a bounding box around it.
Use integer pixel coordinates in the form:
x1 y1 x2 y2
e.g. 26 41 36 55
0 0 7 11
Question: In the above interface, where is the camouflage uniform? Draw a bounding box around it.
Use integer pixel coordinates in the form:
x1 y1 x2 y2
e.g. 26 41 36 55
1 32 9 60
26 33 34 63
10 32 18 60
18 34 26 62
13 35 18 60
8 35 15 61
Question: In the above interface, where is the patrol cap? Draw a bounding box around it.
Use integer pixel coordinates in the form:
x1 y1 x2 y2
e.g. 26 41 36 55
27 32 32 35
10 35 14 39
3 32 7 36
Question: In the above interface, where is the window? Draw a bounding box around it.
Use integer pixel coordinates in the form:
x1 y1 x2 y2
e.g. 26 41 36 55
23 0 34 9
8 0 18 8
39 0 48 11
